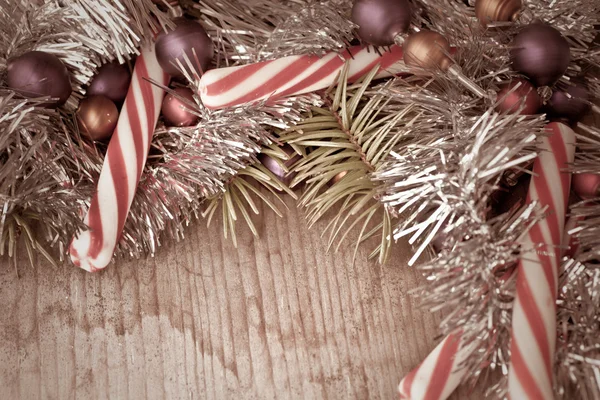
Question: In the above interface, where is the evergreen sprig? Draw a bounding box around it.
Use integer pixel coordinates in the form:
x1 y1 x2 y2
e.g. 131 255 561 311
281 64 407 263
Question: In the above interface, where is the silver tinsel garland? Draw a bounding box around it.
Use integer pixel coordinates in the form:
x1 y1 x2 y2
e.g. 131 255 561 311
1 0 600 397
556 260 600 400
375 0 600 395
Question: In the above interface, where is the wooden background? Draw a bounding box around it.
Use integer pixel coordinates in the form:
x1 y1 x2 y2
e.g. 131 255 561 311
0 193 482 399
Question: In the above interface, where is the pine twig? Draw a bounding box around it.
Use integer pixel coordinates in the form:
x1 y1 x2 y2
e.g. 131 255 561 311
282 64 405 263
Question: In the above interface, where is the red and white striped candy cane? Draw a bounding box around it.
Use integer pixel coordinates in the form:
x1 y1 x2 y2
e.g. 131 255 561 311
199 45 405 110
508 122 575 400
398 331 472 400
399 138 576 399
70 44 169 272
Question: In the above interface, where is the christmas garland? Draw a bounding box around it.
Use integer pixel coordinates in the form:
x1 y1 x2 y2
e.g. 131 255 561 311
2 0 600 398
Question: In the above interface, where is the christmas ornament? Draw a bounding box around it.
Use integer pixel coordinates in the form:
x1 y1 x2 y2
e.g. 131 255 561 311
3 1 600 398
495 79 541 115
492 173 531 216
348 0 489 99
7 51 72 107
510 23 571 87
87 61 132 104
475 0 522 27
351 0 412 46
547 82 591 123
402 30 488 98
508 122 575 399
76 95 119 141
161 87 199 127
259 146 301 186
572 173 600 199
403 30 452 71
561 215 582 259
155 17 213 78
199 45 405 110
70 45 170 272
330 171 348 185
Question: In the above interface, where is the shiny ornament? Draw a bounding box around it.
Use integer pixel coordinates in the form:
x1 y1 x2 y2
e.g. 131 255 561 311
495 79 541 115
155 18 213 78
7 51 72 107
259 146 301 186
403 30 452 71
475 0 522 27
510 23 570 87
491 173 530 217
87 61 132 104
161 87 199 127
77 95 119 141
330 170 348 185
572 173 600 199
403 30 488 98
351 0 412 46
547 82 590 123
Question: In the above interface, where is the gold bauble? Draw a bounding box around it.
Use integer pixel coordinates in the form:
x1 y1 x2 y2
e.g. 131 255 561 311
77 95 119 141
402 31 452 71
475 0 522 27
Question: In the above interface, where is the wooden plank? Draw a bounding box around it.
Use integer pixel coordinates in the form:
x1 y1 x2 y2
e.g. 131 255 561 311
0 193 481 399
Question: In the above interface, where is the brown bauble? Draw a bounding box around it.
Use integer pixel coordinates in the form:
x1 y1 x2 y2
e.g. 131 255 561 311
77 95 119 141
7 51 72 107
161 87 199 127
475 0 522 27
403 31 452 71
495 79 541 115
330 170 348 186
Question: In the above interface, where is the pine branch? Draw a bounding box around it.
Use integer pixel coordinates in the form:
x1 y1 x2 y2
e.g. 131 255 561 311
282 64 404 263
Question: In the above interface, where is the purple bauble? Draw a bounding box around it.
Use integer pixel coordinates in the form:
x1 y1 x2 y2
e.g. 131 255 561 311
161 87 199 127
351 0 412 46
155 18 213 78
259 145 302 186
547 82 590 123
7 51 72 107
88 61 132 104
510 23 570 87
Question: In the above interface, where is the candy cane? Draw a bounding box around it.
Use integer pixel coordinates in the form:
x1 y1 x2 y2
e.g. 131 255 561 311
70 44 169 272
398 124 575 399
199 45 405 110
397 269 517 400
398 331 473 400
508 122 575 399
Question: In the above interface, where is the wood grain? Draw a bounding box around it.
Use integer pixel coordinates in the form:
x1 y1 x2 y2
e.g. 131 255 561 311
0 193 480 399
